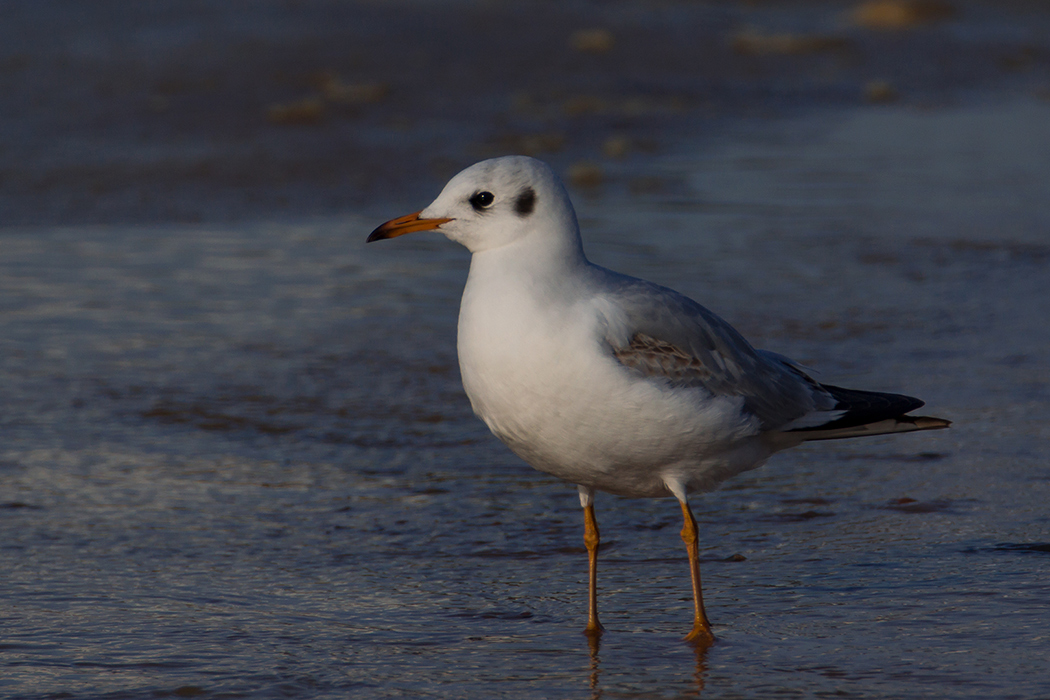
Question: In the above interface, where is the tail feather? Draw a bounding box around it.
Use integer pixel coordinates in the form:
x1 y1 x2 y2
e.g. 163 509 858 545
796 414 951 441
787 384 950 441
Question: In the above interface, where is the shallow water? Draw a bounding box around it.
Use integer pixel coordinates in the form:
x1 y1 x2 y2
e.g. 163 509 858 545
3 90 1049 698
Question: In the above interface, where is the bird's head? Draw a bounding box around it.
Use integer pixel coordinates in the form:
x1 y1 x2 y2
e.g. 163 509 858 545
368 156 580 256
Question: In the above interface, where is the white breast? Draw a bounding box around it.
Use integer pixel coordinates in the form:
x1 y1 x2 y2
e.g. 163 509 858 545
455 252 770 498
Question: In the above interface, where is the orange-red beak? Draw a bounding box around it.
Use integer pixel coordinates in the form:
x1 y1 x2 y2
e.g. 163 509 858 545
367 211 452 242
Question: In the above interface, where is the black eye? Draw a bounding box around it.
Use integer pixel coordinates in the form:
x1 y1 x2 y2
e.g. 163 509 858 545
469 191 495 210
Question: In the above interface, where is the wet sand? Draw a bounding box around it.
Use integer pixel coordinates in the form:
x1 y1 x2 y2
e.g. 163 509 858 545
3 1 1048 225
2 2 1050 698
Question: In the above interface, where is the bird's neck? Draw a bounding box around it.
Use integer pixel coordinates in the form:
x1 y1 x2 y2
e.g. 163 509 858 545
469 229 588 290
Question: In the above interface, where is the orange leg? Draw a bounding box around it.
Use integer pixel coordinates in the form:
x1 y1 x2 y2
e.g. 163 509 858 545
679 499 715 645
583 500 605 637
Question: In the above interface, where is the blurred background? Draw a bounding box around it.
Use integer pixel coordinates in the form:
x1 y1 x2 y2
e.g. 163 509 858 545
3 1 1049 699
5 0 1049 225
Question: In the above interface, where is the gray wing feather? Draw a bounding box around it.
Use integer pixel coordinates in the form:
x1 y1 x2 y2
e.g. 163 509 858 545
596 271 834 430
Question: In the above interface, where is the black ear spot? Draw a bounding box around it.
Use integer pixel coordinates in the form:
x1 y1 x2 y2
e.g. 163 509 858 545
514 187 536 216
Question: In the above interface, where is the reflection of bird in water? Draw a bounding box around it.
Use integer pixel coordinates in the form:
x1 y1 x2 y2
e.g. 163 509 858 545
369 156 950 644
585 632 710 699
585 630 710 699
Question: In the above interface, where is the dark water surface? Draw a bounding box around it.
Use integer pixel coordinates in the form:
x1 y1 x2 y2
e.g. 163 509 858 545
5 96 1050 698
3 2 1050 698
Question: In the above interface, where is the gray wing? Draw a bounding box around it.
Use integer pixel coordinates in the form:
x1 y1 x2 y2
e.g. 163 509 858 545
595 270 837 431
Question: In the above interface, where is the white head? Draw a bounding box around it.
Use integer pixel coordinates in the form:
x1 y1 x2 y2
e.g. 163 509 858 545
368 156 584 260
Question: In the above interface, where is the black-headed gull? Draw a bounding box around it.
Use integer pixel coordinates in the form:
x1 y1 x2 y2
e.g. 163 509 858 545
368 155 949 644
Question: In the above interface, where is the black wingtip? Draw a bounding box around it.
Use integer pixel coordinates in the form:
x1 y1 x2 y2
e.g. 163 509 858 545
790 384 931 434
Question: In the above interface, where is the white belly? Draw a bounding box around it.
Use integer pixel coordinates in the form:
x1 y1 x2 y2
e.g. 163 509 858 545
456 269 770 498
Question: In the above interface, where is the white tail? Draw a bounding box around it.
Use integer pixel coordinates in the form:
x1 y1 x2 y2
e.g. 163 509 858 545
798 415 951 442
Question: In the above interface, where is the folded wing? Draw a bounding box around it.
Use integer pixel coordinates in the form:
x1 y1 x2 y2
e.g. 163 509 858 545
599 272 949 438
